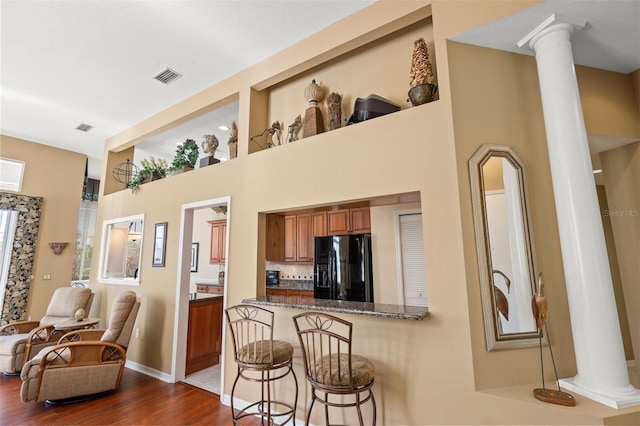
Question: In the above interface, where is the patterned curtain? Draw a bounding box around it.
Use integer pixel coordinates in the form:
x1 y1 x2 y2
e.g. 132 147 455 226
0 192 43 325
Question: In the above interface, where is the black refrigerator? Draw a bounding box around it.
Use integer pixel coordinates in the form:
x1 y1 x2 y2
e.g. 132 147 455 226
313 234 373 302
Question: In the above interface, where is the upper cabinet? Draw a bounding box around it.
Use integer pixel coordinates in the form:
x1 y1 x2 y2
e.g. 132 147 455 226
296 214 313 262
327 207 371 235
284 214 313 263
208 220 227 264
266 207 370 263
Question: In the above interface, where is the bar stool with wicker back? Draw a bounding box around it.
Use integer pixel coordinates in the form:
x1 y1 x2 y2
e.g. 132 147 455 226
293 312 376 426
225 304 298 425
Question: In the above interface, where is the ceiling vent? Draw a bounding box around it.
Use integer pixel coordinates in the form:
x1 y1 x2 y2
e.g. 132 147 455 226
75 123 94 132
153 67 182 85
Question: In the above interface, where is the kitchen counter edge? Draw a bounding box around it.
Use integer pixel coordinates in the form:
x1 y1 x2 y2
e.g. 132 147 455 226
243 296 429 321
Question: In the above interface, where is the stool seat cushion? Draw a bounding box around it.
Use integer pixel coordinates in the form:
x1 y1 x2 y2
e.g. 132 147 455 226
312 354 374 387
238 339 293 365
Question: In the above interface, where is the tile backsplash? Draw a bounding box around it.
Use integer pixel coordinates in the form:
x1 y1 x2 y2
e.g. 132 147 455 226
266 262 313 281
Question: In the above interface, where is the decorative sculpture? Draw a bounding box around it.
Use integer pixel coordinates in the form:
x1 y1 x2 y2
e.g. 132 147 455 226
201 134 219 156
302 79 325 138
49 242 69 255
227 121 238 159
287 115 302 143
408 37 437 106
326 92 342 131
532 273 575 406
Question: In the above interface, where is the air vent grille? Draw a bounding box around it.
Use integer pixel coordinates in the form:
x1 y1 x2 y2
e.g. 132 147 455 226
75 123 94 132
153 67 182 85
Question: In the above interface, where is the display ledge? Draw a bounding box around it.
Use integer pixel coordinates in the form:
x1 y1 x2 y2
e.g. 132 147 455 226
243 296 429 321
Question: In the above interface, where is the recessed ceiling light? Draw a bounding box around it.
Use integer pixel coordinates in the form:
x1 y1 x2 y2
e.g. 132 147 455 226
75 123 94 132
153 67 182 85
593 169 603 174
218 125 230 131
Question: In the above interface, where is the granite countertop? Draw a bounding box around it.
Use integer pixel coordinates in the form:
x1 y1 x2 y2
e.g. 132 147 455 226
243 295 429 321
190 293 223 301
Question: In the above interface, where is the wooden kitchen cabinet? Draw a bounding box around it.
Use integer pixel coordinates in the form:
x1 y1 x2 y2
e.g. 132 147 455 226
208 220 226 264
283 214 313 263
349 207 371 233
186 297 223 375
296 214 313 262
327 207 370 235
266 288 314 298
313 212 327 237
284 216 297 262
196 284 224 295
266 287 288 297
266 214 285 261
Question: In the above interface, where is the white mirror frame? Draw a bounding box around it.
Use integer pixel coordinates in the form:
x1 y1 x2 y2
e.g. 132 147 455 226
469 145 544 351
98 214 145 285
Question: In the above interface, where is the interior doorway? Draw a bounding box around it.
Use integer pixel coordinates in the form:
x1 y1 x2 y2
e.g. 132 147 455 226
171 196 230 396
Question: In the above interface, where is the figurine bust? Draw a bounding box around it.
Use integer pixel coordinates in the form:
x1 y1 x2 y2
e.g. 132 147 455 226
201 134 219 156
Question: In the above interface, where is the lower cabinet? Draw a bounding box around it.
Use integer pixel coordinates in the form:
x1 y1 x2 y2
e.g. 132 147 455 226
186 297 223 375
266 288 314 298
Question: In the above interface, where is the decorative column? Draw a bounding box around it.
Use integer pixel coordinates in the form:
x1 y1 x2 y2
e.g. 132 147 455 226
518 14 639 409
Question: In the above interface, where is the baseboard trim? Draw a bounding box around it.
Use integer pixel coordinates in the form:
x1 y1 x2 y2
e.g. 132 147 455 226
125 360 174 383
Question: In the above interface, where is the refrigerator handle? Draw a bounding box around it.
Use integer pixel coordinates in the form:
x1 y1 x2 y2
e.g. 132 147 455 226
329 250 336 300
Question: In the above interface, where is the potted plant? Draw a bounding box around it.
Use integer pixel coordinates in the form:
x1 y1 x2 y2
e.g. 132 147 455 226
128 156 170 193
170 138 199 174
408 37 437 106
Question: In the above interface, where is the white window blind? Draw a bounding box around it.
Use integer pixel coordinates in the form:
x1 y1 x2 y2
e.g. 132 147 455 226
399 213 428 307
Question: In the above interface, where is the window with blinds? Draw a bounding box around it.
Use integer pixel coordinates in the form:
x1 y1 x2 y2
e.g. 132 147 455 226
397 212 428 307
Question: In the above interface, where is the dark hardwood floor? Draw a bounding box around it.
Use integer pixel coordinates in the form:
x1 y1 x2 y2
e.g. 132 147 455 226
0 368 259 425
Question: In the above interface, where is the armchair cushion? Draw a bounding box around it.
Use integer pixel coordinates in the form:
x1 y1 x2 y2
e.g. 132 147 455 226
40 287 93 324
0 334 27 372
101 291 138 347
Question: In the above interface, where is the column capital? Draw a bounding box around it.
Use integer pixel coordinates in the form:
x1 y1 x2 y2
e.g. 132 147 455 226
517 13 586 51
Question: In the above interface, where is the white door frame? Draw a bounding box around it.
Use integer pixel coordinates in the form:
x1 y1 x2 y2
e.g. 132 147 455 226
171 196 231 393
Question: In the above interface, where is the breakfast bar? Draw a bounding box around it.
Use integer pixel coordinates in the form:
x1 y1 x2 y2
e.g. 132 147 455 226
242 295 429 321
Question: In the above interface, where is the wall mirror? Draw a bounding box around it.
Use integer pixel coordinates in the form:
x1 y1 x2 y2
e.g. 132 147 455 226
469 145 543 351
98 214 144 285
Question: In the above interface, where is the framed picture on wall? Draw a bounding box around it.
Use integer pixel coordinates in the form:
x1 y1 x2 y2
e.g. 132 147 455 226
152 222 167 267
191 242 199 272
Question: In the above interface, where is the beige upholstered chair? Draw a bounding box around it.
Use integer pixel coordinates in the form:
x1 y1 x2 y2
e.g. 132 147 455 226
0 287 94 374
20 290 140 403
293 312 376 426
225 304 298 425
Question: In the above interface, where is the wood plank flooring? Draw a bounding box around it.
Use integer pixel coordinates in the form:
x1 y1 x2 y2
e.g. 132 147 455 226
0 368 260 425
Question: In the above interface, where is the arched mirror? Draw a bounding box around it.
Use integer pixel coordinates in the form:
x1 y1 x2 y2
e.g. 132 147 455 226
469 145 543 351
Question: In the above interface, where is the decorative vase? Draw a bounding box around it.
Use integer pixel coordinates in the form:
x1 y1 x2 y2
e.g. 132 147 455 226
407 83 438 106
229 141 238 159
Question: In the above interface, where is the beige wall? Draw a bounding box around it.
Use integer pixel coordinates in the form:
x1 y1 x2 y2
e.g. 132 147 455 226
601 142 640 384
89 1 639 424
0 134 86 319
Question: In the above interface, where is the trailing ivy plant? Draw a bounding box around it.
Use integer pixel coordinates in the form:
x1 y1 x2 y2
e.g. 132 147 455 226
129 157 170 193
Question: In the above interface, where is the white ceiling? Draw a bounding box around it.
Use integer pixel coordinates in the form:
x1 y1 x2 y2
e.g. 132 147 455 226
0 0 374 178
1 0 638 180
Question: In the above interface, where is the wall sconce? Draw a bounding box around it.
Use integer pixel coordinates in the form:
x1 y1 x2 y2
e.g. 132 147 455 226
49 242 69 255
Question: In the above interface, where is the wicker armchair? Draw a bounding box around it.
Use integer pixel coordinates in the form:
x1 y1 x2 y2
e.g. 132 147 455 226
20 290 140 403
0 287 94 374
